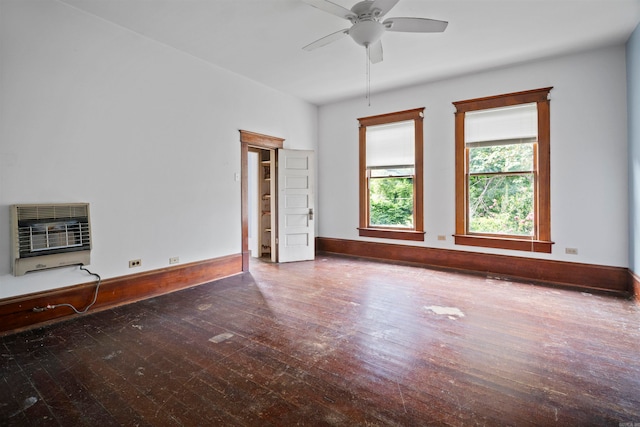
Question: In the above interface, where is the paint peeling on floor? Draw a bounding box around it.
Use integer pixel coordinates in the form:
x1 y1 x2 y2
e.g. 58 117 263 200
209 332 234 343
103 350 122 360
9 397 37 418
197 303 212 311
131 324 143 330
425 306 465 319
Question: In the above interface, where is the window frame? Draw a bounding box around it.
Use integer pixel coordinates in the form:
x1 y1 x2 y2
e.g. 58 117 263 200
453 88 553 253
358 108 425 241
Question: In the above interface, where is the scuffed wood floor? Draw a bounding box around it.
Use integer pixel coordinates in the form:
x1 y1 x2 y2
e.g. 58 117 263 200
2 255 639 426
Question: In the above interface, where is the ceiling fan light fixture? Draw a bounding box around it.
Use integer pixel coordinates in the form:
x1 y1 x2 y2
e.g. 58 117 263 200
349 20 385 46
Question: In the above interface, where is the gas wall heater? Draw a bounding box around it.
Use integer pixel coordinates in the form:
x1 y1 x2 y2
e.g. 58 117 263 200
11 203 92 276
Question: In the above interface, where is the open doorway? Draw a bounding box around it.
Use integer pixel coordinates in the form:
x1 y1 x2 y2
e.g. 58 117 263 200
248 147 277 263
240 130 316 272
240 130 284 272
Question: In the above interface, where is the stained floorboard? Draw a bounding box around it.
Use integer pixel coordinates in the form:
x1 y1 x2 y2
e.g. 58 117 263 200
1 254 639 426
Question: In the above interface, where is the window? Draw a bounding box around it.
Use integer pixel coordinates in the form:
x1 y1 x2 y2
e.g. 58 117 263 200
453 88 553 253
358 108 425 241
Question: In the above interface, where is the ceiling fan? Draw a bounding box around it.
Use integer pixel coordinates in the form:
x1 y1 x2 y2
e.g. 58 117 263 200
302 0 448 64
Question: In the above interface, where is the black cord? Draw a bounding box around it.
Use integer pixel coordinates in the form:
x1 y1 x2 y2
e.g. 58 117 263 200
32 265 101 314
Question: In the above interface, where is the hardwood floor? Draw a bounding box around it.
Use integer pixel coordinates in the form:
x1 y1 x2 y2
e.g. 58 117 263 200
1 254 639 426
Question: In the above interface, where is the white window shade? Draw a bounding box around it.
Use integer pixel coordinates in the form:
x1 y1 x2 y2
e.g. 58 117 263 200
465 103 538 146
366 120 414 168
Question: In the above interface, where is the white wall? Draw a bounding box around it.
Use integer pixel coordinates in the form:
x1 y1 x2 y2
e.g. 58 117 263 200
0 0 317 298
628 23 640 274
318 45 629 268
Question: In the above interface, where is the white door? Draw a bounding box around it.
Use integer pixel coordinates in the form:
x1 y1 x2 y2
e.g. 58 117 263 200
278 149 315 263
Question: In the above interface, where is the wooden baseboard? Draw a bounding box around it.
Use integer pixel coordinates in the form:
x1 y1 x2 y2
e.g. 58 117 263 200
3 246 631 336
317 237 631 296
630 270 640 302
0 254 242 336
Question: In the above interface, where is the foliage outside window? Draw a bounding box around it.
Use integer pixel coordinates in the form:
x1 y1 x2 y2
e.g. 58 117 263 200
358 108 425 241
453 88 553 253
370 168 414 227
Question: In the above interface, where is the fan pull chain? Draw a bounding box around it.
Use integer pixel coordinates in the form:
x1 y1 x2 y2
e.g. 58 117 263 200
366 45 371 106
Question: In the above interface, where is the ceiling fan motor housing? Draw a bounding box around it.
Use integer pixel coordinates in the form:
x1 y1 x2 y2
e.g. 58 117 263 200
350 0 381 18
349 20 385 46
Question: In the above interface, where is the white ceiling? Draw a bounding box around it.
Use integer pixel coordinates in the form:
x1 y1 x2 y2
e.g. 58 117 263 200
60 0 640 105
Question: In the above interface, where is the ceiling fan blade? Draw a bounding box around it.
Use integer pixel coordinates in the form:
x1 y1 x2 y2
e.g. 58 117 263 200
303 28 350 51
368 40 383 64
383 17 448 33
302 0 357 21
371 0 399 18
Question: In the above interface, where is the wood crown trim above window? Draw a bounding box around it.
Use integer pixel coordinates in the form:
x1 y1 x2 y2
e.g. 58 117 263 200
358 107 424 127
358 228 426 241
453 87 553 113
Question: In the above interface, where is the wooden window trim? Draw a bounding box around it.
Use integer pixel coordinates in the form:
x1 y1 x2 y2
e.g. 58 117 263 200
358 108 425 242
453 88 553 253
358 228 426 241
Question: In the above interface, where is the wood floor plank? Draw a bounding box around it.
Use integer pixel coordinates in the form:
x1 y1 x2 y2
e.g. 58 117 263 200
1 254 639 426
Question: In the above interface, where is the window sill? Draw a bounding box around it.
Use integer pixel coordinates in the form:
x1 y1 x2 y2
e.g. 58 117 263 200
454 234 553 253
359 228 425 241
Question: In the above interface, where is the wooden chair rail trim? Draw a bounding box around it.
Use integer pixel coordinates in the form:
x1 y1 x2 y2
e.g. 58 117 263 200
0 254 242 336
317 237 630 296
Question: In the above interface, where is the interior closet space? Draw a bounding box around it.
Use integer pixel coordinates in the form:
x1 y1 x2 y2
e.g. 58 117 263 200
249 147 277 262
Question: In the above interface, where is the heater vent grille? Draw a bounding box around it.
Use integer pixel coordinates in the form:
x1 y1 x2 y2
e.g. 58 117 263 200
17 221 90 256
16 204 89 221
11 203 92 276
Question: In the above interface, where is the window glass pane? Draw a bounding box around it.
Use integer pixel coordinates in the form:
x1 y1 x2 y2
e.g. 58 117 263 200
468 173 534 236
465 103 537 144
469 143 533 173
369 176 414 227
366 120 414 168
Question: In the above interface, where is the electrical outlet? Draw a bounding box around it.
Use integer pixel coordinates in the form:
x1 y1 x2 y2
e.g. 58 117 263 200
437 235 446 241
169 256 179 265
565 248 578 255
129 259 142 268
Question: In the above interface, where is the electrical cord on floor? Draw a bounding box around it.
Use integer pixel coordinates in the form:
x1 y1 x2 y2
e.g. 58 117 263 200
32 265 102 314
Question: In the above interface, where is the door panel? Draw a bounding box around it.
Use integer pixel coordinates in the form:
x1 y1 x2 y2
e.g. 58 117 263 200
278 149 315 262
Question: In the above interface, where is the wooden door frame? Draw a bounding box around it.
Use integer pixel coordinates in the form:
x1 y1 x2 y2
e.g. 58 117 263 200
239 130 284 272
